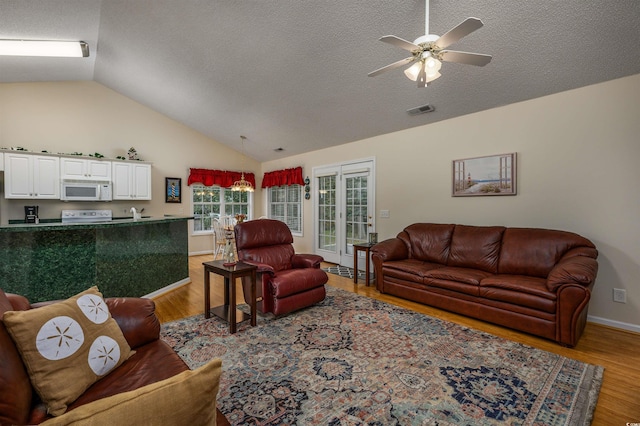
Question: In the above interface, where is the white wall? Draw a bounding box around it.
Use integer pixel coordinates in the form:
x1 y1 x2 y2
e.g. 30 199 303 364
262 74 640 330
0 81 261 254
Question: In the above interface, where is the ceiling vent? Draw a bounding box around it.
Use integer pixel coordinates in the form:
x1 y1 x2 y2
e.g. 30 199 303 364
407 104 435 115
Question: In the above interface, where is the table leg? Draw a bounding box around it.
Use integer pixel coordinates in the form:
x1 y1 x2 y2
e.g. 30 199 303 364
250 270 257 327
204 269 211 319
227 276 236 334
365 248 370 287
353 248 358 284
224 277 229 306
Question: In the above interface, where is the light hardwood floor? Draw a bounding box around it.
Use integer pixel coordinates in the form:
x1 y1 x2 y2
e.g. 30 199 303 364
153 254 640 425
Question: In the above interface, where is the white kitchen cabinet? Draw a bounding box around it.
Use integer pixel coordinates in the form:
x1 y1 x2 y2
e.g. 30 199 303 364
112 161 152 200
4 153 60 199
60 157 112 181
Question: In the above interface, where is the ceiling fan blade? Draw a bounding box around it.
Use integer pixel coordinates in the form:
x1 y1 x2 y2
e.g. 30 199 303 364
439 50 492 66
434 17 484 49
417 61 426 88
379 35 420 52
368 56 416 77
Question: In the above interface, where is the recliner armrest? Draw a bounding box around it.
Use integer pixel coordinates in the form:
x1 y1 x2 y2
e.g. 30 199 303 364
241 260 275 274
292 254 323 269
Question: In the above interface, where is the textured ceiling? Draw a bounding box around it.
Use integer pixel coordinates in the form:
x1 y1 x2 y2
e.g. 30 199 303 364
1 0 639 161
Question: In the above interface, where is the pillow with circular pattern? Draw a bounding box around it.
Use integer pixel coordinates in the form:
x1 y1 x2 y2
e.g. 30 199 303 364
2 287 134 416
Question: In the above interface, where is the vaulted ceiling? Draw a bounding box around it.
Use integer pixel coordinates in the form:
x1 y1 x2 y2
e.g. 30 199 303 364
2 1 639 161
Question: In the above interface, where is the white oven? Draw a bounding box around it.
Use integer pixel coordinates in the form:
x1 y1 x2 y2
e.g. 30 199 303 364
61 181 112 201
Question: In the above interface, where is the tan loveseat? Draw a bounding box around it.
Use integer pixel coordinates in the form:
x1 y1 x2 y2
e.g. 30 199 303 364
371 224 598 347
0 289 229 425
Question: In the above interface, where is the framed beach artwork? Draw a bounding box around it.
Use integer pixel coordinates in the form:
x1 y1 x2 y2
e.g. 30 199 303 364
452 153 517 197
165 177 182 203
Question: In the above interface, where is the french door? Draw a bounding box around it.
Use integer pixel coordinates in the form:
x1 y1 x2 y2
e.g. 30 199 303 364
314 159 375 268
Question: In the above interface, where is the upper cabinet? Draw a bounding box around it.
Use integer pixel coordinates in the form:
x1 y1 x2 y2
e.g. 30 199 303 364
60 157 111 181
4 153 60 199
112 162 152 200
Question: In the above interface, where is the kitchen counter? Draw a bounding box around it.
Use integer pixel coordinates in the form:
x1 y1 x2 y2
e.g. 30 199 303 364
2 215 192 231
0 216 192 302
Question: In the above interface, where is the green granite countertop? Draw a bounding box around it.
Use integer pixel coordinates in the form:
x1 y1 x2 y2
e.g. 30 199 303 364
1 215 193 232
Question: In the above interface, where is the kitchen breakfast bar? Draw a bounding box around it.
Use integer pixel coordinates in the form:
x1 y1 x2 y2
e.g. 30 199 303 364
0 216 191 302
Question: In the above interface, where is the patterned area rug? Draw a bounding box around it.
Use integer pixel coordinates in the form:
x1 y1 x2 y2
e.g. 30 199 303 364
161 287 603 425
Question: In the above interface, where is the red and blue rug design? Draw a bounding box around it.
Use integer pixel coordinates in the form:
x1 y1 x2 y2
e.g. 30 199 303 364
161 287 602 425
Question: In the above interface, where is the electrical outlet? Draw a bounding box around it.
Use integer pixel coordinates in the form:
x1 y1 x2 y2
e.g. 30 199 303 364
613 288 627 303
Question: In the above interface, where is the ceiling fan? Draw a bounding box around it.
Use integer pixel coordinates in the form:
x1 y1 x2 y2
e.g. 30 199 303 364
368 0 492 88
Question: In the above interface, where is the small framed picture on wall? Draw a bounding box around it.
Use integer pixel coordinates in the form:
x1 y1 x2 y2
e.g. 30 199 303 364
165 177 182 203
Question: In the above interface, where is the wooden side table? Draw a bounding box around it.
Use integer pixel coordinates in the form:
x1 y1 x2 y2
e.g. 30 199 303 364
203 260 257 334
353 242 376 287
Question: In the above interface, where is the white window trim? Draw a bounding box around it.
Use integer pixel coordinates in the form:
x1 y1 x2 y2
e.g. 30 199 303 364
267 184 303 237
191 184 253 236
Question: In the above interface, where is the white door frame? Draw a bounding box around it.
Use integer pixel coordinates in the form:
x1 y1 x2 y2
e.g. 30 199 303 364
313 158 376 266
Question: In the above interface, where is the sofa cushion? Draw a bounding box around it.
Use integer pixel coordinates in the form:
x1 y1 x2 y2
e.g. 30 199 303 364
426 267 493 285
2 287 133 416
479 275 556 313
399 223 455 264
425 267 494 297
0 289 33 426
39 358 222 426
447 225 505 273
383 259 445 278
498 228 596 278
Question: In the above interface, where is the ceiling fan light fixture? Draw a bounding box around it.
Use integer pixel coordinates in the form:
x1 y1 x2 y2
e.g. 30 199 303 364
404 62 422 81
0 39 89 57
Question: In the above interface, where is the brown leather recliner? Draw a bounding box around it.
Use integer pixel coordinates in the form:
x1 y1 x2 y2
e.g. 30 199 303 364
234 219 328 316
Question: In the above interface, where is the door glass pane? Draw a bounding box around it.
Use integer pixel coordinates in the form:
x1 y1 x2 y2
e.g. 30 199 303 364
345 175 368 255
317 175 336 252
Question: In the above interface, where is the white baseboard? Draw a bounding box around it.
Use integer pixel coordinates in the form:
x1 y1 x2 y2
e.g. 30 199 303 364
143 277 191 299
588 315 640 334
189 250 214 256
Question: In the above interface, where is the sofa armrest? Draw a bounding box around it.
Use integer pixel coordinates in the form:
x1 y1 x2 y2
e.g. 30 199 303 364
6 294 31 311
106 298 160 349
547 255 598 292
292 254 323 269
371 238 408 263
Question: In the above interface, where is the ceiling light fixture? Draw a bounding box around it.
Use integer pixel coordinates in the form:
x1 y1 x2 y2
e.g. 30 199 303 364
231 136 254 192
0 39 89 57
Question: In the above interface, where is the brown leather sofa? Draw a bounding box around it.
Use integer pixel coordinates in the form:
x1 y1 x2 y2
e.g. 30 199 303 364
0 290 229 425
371 224 598 347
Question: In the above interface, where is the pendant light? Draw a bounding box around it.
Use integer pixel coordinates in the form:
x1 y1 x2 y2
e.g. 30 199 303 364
231 136 254 192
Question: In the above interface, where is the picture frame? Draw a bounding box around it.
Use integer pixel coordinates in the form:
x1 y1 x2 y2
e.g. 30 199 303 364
452 153 517 197
165 177 182 203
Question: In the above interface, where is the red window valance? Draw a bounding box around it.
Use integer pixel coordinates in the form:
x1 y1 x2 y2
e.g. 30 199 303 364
188 168 256 188
261 166 304 188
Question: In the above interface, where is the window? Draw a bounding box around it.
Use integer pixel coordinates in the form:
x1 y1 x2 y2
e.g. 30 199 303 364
192 185 251 233
268 184 302 235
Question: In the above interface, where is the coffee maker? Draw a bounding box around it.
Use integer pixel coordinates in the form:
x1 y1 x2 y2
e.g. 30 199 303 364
24 206 39 224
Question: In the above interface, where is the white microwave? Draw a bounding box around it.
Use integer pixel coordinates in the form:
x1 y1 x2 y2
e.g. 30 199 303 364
61 181 112 201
